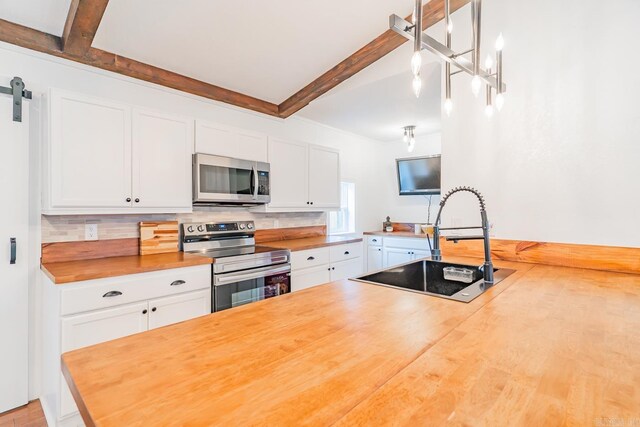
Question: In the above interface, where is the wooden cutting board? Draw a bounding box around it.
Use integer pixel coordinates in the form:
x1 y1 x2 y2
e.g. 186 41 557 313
139 221 179 255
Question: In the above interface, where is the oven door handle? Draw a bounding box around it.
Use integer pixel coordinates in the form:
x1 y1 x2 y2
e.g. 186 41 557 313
214 264 291 285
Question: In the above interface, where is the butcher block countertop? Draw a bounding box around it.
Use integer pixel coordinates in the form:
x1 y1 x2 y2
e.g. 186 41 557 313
41 252 213 284
61 256 640 426
261 233 362 251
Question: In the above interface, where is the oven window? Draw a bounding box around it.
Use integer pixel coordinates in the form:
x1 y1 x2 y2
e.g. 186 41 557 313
200 164 252 195
214 273 290 312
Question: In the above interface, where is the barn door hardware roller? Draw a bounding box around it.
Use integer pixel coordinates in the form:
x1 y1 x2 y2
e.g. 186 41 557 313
0 77 32 122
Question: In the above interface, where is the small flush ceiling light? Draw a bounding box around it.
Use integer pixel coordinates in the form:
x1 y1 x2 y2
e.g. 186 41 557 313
403 126 416 152
392 0 507 114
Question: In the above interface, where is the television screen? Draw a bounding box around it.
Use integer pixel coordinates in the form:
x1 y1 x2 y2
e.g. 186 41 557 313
396 155 441 195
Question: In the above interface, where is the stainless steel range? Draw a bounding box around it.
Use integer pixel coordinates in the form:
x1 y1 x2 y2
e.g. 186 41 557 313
181 221 291 312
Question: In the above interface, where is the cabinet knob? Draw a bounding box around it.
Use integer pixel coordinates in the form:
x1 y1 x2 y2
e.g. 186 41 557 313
310 202 314 205
135 198 140 203
152 307 157 312
126 197 131 202
332 267 335 270
306 202 310 205
142 309 148 314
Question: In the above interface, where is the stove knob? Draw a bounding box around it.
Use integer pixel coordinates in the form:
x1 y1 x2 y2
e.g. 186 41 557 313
247 223 254 230
239 223 246 230
197 225 205 232
187 226 194 233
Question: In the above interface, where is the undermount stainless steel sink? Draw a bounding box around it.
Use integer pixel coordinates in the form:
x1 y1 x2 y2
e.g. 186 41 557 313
353 260 515 303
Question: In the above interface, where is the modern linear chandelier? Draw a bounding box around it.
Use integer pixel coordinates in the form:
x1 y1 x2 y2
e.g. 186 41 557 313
403 126 416 152
391 0 506 117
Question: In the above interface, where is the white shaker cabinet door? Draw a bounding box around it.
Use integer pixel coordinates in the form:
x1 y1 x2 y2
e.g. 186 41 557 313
330 259 363 282
308 144 340 208
49 90 132 208
195 121 235 157
60 302 148 417
268 138 309 208
291 265 331 292
236 129 268 162
148 289 211 330
383 248 413 268
132 109 193 210
367 246 384 272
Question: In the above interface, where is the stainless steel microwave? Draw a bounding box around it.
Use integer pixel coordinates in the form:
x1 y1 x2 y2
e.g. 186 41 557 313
193 153 270 206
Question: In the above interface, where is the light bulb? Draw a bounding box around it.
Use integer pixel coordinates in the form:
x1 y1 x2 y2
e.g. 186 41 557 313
485 55 493 70
495 33 505 51
413 75 422 98
411 51 422 76
485 104 494 118
408 137 416 153
447 19 453 34
495 93 505 111
471 76 482 97
444 98 453 116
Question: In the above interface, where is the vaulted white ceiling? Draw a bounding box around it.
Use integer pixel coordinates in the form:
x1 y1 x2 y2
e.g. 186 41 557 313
92 0 413 104
0 0 442 141
0 0 71 36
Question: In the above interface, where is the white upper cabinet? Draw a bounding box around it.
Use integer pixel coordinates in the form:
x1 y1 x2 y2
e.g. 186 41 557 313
132 109 193 209
44 89 193 214
195 120 268 162
268 138 309 208
267 138 340 210
48 89 132 209
308 145 340 208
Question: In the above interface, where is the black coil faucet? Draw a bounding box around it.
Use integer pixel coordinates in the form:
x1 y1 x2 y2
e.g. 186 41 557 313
431 186 494 284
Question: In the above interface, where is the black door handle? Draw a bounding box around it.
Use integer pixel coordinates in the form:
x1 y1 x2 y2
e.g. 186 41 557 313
102 290 123 298
307 256 315 261
344 251 350 255
170 280 186 286
10 238 16 264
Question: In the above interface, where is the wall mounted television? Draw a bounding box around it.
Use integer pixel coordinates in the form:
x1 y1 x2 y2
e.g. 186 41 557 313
396 155 441 196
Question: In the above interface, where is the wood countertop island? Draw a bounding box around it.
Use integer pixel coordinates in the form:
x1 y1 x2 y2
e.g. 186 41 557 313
61 256 640 426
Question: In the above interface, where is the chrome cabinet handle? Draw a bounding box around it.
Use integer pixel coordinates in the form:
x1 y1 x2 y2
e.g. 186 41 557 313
103 291 123 298
307 256 315 261
170 280 186 286
10 237 16 264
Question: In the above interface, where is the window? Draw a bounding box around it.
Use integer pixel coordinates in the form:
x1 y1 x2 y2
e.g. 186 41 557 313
329 182 356 235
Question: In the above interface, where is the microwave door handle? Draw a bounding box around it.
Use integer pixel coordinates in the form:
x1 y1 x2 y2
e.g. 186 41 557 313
252 165 259 200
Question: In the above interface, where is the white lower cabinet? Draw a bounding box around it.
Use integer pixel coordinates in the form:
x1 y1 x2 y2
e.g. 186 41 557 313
290 242 363 292
365 236 433 272
147 289 210 330
367 246 383 272
41 265 211 426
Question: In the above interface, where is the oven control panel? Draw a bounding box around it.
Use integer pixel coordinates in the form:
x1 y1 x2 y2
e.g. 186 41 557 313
182 221 254 237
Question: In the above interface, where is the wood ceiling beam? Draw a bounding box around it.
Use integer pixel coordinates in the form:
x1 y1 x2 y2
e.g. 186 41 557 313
61 0 110 57
0 19 280 116
277 0 471 118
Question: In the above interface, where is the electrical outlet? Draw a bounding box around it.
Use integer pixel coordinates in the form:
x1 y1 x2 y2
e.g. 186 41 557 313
85 223 98 241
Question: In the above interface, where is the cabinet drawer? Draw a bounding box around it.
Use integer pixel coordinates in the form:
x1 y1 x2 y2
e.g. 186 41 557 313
291 247 330 271
367 236 382 246
330 242 362 262
61 265 211 316
331 259 363 282
383 237 430 251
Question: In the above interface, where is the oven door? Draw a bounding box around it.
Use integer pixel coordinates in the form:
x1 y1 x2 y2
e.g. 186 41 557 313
193 153 270 204
213 264 291 312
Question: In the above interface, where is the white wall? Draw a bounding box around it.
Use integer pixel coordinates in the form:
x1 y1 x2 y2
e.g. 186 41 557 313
375 132 442 226
439 0 640 247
